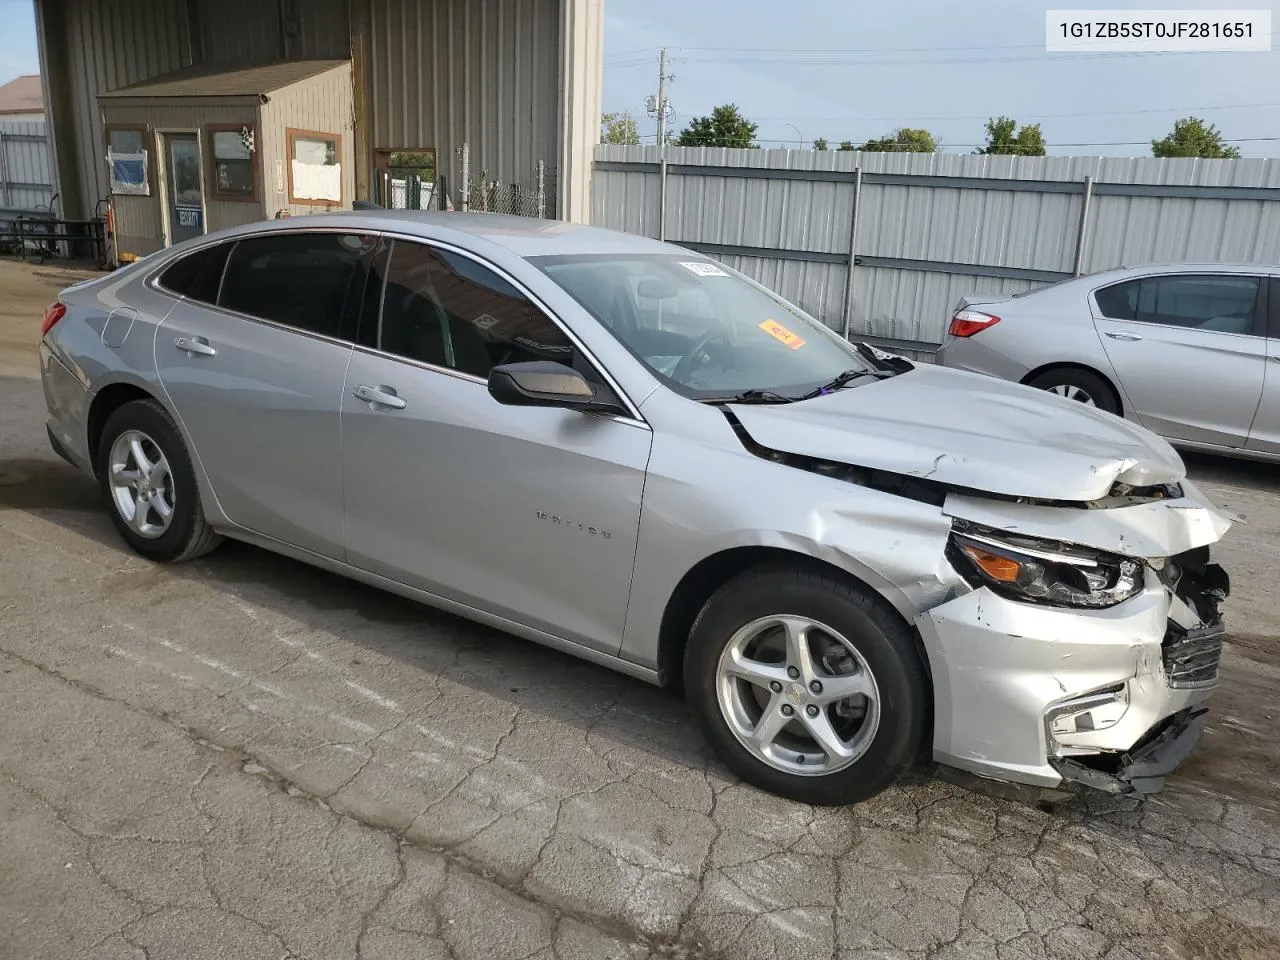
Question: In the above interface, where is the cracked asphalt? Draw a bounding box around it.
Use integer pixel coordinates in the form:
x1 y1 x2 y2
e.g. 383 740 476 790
1 260 1279 959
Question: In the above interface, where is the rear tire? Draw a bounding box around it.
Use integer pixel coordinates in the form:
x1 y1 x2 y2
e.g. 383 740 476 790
684 564 930 806
1027 368 1120 414
96 399 222 563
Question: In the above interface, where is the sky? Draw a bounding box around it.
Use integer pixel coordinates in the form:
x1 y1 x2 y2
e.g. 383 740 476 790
603 0 1280 156
2 0 1278 157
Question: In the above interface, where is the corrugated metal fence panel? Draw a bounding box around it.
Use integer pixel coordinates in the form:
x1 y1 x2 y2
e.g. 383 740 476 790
1084 196 1280 271
712 253 849 326
63 0 190 217
857 183 1079 273
593 145 1280 349
0 118 55 213
590 166 658 237
368 0 560 212
851 268 1044 344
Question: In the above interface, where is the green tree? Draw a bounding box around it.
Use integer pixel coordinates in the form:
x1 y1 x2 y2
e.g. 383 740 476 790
675 104 758 148
837 140 856 151
600 112 641 145
978 116 1046 156
1151 117 1241 159
860 127 937 153
389 150 436 181
812 137 829 151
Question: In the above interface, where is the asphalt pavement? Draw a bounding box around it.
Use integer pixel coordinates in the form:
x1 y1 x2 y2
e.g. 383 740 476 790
1 273 1279 959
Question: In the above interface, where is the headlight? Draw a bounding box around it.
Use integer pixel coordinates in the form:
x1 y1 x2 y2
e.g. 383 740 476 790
947 523 1144 609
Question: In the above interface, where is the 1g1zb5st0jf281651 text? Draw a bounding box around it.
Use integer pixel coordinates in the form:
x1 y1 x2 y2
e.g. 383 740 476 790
1046 9 1272 52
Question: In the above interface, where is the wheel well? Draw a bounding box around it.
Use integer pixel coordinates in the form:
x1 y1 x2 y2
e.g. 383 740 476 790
86 383 155 476
1020 362 1122 414
656 547 931 691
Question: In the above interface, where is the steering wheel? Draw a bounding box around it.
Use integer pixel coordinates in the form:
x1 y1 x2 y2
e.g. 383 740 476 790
671 331 734 383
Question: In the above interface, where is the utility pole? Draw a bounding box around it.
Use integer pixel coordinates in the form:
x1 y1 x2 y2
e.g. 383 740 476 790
646 48 674 146
656 48 669 145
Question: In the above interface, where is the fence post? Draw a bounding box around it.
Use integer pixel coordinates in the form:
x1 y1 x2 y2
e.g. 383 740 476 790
536 160 546 218
1073 175 1094 276
658 155 668 241
842 166 863 340
0 130 8 209
459 142 471 212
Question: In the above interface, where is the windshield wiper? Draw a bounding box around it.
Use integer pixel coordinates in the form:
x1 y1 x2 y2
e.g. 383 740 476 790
802 368 895 399
700 389 797 405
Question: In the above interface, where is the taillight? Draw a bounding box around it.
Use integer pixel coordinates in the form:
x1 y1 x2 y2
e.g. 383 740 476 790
40 302 66 338
948 309 1000 338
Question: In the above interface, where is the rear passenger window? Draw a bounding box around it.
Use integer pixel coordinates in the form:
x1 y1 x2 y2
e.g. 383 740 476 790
1094 280 1138 321
158 243 231 304
218 232 377 341
375 240 583 380
1135 275 1259 335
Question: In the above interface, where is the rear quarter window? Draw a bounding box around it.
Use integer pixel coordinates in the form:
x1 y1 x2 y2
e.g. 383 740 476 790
157 243 232 304
1094 279 1139 320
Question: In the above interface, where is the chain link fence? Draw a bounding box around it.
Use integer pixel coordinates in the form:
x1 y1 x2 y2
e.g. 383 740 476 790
459 144 547 218
371 144 549 218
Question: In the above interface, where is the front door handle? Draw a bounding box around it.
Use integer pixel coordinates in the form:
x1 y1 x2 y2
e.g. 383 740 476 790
1104 331 1143 342
174 335 217 357
353 384 407 410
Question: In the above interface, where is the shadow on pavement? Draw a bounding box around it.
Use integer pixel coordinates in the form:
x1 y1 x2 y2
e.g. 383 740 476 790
3 390 1278 819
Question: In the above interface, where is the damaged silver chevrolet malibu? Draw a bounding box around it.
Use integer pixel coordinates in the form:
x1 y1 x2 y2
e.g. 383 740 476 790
39 213 1233 806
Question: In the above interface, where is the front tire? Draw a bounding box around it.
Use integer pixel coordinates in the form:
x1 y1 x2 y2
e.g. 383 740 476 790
684 564 930 806
96 399 221 563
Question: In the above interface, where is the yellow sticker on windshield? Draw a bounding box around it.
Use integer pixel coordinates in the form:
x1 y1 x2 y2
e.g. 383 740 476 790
759 319 806 350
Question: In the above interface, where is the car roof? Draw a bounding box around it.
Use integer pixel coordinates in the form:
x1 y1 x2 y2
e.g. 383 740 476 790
215 209 678 259
1083 261 1280 282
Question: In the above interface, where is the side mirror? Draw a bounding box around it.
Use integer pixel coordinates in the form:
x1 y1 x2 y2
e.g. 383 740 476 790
488 361 620 413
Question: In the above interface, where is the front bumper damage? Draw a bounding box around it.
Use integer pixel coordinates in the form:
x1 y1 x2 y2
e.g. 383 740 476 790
915 484 1232 796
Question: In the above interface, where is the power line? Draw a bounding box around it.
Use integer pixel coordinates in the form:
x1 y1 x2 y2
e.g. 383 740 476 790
611 45 1280 70
669 49 1275 66
745 101 1280 124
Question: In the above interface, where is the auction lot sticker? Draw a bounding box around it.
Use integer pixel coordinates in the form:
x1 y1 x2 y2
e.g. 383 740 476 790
759 319 806 350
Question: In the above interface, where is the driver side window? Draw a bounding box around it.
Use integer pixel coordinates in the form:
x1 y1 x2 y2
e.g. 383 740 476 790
374 240 593 381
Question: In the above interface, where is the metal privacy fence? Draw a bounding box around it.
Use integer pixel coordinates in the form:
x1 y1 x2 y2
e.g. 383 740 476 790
592 145 1280 356
1 117 56 216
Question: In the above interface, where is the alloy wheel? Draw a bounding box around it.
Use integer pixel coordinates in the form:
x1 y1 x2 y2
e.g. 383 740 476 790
108 430 176 539
1047 383 1096 405
715 615 881 776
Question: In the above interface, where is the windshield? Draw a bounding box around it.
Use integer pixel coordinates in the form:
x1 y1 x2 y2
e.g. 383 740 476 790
530 253 882 399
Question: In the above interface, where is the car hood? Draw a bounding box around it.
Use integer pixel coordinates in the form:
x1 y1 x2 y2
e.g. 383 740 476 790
729 364 1186 502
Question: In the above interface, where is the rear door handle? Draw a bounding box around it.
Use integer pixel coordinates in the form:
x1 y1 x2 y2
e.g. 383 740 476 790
174 335 217 357
1104 331 1143 342
353 384 407 410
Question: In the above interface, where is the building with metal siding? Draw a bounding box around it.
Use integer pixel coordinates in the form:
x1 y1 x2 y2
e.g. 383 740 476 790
99 61 356 257
33 0 602 236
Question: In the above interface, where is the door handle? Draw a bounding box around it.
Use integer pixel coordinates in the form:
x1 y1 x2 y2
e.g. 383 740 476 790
1104 331 1143 342
174 335 217 357
353 384 407 410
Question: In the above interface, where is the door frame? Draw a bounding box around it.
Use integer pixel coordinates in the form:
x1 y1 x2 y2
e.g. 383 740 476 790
155 128 207 248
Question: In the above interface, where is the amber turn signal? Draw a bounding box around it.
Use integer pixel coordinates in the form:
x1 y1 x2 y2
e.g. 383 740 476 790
960 544 1023 583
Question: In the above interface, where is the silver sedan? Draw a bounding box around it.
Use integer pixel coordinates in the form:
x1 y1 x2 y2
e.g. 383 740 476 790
40 213 1233 805
936 263 1280 461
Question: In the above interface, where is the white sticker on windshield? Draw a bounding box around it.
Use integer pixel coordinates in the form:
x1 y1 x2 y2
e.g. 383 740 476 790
679 261 729 277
